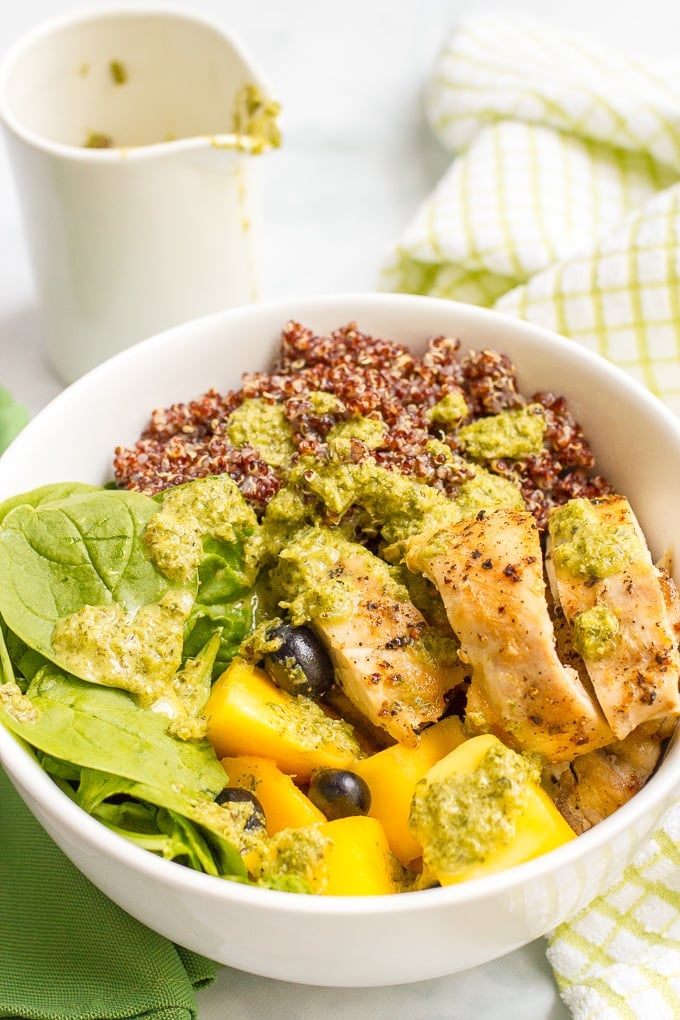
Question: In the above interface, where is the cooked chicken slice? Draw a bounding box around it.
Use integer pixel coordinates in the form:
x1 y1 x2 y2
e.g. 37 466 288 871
657 563 680 642
273 527 454 746
543 716 677 833
546 495 680 739
405 507 613 762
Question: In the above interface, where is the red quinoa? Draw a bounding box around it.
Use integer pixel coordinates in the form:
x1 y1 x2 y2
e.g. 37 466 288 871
112 321 610 528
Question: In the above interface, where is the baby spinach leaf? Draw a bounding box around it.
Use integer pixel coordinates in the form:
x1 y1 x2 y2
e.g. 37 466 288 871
2 624 49 687
0 481 100 526
0 666 226 799
184 596 254 681
167 631 220 732
145 474 262 584
97 809 200 861
198 537 256 603
145 475 263 679
156 809 228 874
69 765 246 878
0 618 16 688
0 489 177 669
39 752 82 784
94 799 160 837
93 801 246 878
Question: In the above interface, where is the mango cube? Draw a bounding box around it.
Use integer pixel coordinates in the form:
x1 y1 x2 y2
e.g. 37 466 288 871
315 816 396 896
220 754 325 834
411 734 576 885
205 659 359 781
354 715 465 865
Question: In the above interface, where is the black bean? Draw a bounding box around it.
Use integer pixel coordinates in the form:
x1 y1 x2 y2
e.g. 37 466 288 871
216 787 266 832
264 623 334 698
308 768 371 820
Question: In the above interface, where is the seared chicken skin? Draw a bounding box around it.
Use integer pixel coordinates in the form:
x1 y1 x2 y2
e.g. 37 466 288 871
543 716 676 833
405 507 613 762
546 495 680 739
272 527 457 746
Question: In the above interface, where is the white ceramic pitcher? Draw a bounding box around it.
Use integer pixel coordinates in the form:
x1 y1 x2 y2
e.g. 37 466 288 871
0 7 280 383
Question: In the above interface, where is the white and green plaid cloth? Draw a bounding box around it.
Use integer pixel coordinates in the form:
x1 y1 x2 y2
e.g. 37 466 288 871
382 13 680 415
383 13 680 1017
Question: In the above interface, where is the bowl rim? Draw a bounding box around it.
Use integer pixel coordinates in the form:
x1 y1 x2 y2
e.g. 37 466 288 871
2 290 679 915
8 289 680 446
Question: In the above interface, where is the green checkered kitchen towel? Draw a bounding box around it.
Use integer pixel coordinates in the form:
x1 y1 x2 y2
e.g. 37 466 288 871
383 13 680 1017
382 12 680 416
0 395 218 1019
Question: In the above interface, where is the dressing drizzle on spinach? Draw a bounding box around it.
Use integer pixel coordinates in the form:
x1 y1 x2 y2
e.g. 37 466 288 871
0 478 258 879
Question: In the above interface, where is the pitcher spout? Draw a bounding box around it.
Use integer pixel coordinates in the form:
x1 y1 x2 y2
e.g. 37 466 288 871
0 7 281 158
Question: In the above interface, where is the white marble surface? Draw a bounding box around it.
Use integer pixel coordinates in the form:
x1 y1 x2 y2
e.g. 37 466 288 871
1 1 679 1015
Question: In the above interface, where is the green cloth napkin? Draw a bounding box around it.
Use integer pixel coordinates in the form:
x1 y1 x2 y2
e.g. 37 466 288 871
383 13 680 1017
0 393 217 1018
0 766 216 1020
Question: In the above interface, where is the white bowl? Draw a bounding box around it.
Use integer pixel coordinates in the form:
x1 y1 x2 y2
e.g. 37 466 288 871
2 293 680 987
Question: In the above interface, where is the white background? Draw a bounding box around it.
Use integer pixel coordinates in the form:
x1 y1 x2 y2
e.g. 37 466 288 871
1 1 679 1016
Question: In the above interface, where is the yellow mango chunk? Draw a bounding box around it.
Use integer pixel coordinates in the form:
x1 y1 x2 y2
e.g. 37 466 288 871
313 816 396 896
354 715 465 865
246 815 397 896
220 754 325 834
411 734 576 885
205 659 360 781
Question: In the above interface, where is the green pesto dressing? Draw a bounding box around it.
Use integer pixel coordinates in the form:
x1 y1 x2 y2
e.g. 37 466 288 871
549 498 598 544
457 405 546 460
274 526 356 622
144 474 262 584
286 456 459 546
426 390 469 427
254 825 329 893
190 795 264 856
0 680 40 725
238 616 286 663
453 466 524 519
51 589 194 706
309 391 345 414
155 633 220 741
109 60 127 85
273 524 408 625
231 84 282 154
424 438 455 463
408 744 539 876
84 132 113 149
261 452 523 559
572 605 619 660
410 469 524 565
549 499 645 581
269 691 360 756
327 416 387 448
227 398 295 469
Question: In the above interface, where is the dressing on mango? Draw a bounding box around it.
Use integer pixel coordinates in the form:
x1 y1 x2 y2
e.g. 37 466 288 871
409 743 539 876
